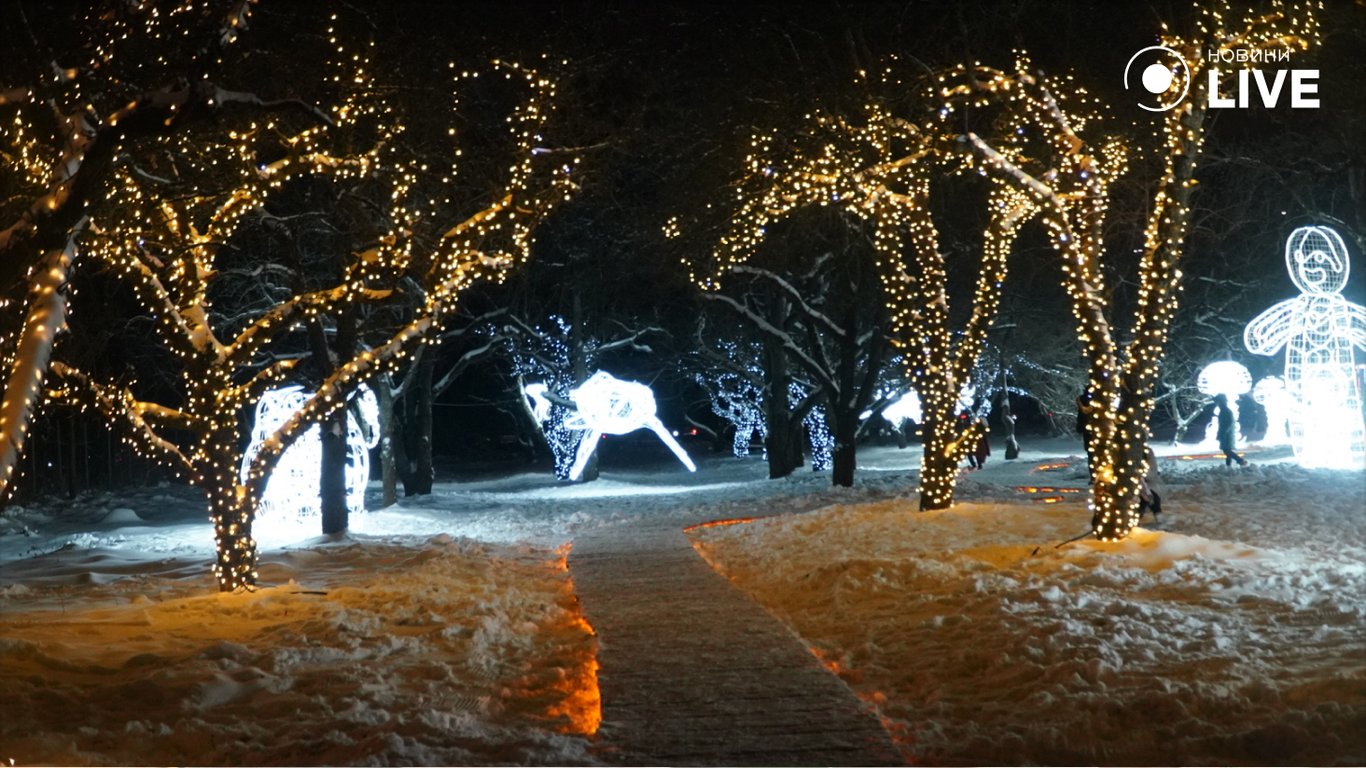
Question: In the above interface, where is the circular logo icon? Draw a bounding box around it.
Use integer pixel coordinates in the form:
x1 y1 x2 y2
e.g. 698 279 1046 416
1123 45 1189 112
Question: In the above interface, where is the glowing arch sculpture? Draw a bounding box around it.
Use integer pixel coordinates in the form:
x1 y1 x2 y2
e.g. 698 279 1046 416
564 371 696 480
1244 226 1366 469
241 385 381 538
1196 361 1252 445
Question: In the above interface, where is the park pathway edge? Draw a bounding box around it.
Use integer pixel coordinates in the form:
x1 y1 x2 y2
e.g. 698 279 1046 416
569 515 904 766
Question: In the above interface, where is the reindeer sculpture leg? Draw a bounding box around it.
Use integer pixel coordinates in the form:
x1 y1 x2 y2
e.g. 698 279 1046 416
569 429 602 481
646 417 697 472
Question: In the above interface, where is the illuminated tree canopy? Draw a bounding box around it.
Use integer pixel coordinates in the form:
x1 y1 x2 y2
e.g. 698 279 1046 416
679 59 1036 504
0 0 331 501
952 0 1321 539
38 23 575 590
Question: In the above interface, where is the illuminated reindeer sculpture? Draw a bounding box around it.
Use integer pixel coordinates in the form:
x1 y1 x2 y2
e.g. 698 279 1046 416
526 371 696 480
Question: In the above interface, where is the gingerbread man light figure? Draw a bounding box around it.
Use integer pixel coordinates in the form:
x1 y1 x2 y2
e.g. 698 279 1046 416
1244 226 1366 469
565 371 696 480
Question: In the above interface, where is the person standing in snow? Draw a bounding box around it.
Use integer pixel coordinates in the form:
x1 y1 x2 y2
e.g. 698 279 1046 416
1137 445 1163 520
1215 393 1248 467
1076 389 1098 481
967 418 991 469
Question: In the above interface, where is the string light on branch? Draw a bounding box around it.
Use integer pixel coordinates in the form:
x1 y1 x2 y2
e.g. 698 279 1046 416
948 1 1321 540
680 57 1038 508
44 34 575 591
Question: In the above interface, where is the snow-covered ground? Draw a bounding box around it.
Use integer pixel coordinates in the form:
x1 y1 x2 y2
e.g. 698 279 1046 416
0 484 613 765
0 445 908 766
2 438 1362 765
690 443 1366 765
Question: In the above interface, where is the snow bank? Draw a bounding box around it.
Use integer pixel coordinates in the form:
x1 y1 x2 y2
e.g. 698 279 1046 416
689 461 1366 765
0 534 599 765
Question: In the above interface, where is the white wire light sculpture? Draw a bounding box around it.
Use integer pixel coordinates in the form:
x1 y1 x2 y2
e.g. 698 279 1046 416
1252 376 1291 446
1245 225 1366 469
241 384 380 542
881 390 923 427
563 371 696 480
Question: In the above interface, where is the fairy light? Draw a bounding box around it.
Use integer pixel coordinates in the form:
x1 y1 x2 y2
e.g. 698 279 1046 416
43 34 574 591
511 315 587 480
0 1 262 500
951 1 1320 540
695 340 767 458
681 58 1036 509
693 340 839 467
793 382 833 472
1245 225 1366 469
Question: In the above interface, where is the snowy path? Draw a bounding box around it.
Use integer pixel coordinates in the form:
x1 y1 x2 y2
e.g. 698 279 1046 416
570 513 903 766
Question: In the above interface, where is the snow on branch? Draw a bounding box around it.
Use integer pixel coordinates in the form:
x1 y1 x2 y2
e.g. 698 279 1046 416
225 287 394 367
728 265 846 340
47 363 196 478
0 228 81 496
703 292 838 394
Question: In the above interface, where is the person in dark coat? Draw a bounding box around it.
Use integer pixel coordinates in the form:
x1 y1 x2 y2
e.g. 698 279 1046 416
967 418 991 469
1215 393 1248 467
1076 389 1098 481
1137 445 1163 520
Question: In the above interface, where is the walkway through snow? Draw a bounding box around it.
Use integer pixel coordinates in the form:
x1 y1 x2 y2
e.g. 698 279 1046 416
570 513 903 765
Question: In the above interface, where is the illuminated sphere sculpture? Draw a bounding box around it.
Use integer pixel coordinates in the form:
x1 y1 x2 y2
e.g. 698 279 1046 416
564 371 696 480
1196 360 1252 445
1244 226 1366 469
241 385 380 542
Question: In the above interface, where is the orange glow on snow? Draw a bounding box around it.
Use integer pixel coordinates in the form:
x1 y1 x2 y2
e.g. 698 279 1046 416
545 609 602 736
683 516 763 533
549 548 602 736
1032 462 1070 472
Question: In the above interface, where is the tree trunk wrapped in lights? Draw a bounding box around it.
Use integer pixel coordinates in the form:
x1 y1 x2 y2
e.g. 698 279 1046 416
46 46 574 591
950 1 1320 539
679 68 1035 506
